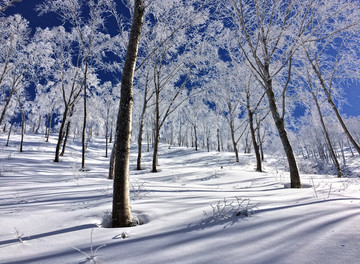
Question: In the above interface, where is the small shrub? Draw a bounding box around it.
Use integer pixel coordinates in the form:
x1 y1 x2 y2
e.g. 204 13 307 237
73 228 106 264
13 227 28 243
203 197 258 224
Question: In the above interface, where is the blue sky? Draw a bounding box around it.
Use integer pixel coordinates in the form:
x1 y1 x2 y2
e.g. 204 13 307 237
4 0 360 117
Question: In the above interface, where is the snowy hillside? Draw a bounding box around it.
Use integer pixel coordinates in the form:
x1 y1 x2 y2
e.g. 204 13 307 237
0 134 359 264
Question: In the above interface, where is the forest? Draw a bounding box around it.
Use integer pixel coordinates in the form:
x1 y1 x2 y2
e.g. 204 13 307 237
0 0 360 263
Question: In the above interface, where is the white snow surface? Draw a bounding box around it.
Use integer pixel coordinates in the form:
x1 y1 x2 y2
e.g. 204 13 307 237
0 134 359 264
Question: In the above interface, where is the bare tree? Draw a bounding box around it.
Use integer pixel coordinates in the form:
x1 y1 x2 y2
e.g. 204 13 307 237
136 68 153 170
304 42 360 155
223 0 319 187
306 70 342 177
0 14 30 126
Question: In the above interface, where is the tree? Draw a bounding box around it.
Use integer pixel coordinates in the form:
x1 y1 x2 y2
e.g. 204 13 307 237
306 69 342 177
112 0 145 228
151 51 196 172
135 67 153 170
243 75 267 172
38 0 112 169
0 14 30 127
222 0 323 188
303 32 360 155
0 0 21 13
131 0 210 172
210 61 247 163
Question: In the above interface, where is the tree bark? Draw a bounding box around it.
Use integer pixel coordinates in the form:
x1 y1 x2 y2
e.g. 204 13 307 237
265 85 301 188
18 98 24 152
108 141 115 179
136 106 146 170
54 106 68 162
310 86 341 177
229 121 239 162
5 110 16 147
81 56 89 171
217 128 221 152
152 87 160 172
248 109 262 172
35 115 42 134
112 0 145 228
152 126 160 173
0 88 15 126
193 124 198 151
137 72 151 170
60 104 75 156
45 109 53 142
60 121 71 156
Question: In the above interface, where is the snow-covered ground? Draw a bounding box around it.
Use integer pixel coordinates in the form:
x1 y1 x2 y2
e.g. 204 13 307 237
0 134 359 264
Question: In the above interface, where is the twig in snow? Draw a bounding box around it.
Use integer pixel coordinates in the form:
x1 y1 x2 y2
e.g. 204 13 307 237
73 228 106 264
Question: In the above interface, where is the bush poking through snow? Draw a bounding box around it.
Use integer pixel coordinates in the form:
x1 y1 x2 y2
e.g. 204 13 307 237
234 197 257 217
203 198 234 221
203 197 258 223
73 228 106 264
71 162 85 185
13 227 26 243
130 180 149 200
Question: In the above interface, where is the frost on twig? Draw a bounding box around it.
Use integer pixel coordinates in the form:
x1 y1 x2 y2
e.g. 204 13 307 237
130 180 149 200
72 162 85 185
13 227 28 243
202 197 258 224
73 228 106 264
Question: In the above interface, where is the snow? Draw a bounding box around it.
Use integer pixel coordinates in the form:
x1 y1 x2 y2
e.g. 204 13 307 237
0 134 359 264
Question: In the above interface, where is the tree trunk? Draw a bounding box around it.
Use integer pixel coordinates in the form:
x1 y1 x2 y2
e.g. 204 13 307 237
0 89 15 127
152 73 161 172
217 128 221 152
152 126 160 173
60 121 71 156
5 112 15 147
109 141 116 179
61 101 76 156
35 115 42 134
54 106 68 162
137 109 146 170
19 100 24 153
347 138 354 157
136 74 150 170
229 121 239 162
207 135 210 152
105 127 109 158
193 124 198 151
45 110 53 142
310 88 341 177
152 88 160 172
112 0 145 228
81 56 89 171
109 122 113 143
248 109 262 172
147 130 150 152
257 123 265 161
265 85 301 188
178 115 182 147
54 105 69 162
